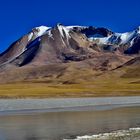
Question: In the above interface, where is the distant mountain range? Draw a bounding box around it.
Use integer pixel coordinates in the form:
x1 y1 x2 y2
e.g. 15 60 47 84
0 24 139 83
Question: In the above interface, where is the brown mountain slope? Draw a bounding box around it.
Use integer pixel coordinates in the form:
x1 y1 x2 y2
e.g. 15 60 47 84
0 56 139 98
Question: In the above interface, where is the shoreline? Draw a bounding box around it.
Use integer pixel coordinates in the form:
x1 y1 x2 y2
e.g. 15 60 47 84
0 103 140 116
64 127 140 140
0 96 140 115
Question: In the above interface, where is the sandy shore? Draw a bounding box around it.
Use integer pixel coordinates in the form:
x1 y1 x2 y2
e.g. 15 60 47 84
0 96 140 114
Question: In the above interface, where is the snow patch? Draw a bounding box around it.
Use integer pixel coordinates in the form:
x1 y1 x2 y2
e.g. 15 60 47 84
89 36 111 44
137 26 140 34
88 33 104 38
89 30 137 45
47 29 53 39
34 26 51 37
27 26 53 42
57 25 71 39
66 26 88 30
28 32 34 41
119 31 136 44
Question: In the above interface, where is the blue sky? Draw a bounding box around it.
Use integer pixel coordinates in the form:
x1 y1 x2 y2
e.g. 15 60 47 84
0 0 140 52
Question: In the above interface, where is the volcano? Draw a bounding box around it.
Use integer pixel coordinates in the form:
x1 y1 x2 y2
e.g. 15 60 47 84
0 24 139 87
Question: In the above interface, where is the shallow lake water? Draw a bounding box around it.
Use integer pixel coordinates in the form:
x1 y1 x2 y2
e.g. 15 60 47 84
0 106 140 140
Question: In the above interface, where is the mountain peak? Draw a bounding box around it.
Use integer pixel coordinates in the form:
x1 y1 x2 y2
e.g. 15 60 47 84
56 24 71 39
57 23 63 26
33 26 51 36
27 26 51 42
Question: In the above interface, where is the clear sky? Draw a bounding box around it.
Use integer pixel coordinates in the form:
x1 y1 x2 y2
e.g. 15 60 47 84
0 0 140 52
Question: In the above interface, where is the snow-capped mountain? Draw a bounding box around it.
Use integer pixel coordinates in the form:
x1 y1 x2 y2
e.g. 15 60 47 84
88 26 140 47
0 23 139 70
0 23 140 83
0 24 94 67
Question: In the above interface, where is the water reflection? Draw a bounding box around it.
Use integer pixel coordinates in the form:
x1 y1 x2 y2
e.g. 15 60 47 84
0 106 139 140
